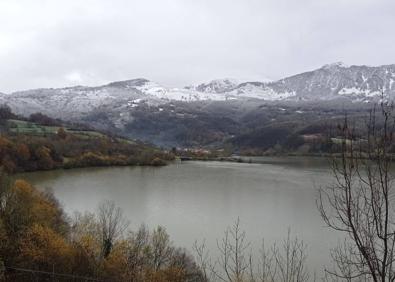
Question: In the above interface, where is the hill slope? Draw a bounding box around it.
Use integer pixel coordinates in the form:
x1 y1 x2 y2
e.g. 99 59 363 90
1 63 394 149
0 108 172 173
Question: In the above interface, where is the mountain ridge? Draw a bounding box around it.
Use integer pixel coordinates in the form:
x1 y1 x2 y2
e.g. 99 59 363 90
1 62 394 140
1 62 393 148
3 62 395 101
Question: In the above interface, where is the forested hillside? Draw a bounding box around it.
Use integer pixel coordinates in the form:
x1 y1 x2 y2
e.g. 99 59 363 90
0 105 172 173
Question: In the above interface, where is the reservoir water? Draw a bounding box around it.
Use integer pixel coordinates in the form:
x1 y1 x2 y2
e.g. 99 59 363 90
20 157 339 274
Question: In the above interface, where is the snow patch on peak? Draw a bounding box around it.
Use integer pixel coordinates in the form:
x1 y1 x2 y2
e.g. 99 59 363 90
106 78 150 88
228 83 296 100
186 78 239 93
322 62 349 70
209 78 238 85
338 87 381 97
135 81 225 102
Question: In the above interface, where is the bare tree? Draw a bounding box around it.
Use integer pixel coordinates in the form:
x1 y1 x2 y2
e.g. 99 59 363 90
124 224 151 280
196 219 310 282
318 101 395 281
254 240 277 282
121 224 202 281
193 239 215 282
273 229 309 282
97 200 129 258
214 218 251 282
150 226 174 271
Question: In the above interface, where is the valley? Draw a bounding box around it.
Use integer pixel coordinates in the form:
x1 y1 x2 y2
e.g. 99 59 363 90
2 1 394 280
1 63 390 153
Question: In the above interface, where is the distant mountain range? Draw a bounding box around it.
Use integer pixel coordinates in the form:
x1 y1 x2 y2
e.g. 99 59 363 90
2 62 395 116
1 62 394 148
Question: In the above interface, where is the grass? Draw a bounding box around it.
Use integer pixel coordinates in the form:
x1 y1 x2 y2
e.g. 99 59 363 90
8 119 59 135
7 119 136 145
6 119 137 145
7 119 106 139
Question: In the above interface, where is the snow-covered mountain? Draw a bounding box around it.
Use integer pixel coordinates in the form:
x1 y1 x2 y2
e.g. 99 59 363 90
185 63 395 101
185 78 239 93
1 63 395 120
133 80 225 101
263 62 395 101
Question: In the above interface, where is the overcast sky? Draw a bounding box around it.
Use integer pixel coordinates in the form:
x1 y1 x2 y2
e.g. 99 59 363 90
0 0 394 93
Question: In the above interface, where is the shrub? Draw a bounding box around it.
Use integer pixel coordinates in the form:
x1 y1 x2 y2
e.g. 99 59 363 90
150 157 166 166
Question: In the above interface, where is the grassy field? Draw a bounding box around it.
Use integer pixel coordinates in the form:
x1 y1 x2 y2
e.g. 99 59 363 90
7 119 108 139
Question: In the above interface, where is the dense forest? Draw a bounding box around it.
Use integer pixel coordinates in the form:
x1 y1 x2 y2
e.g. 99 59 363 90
118 100 372 155
0 105 173 174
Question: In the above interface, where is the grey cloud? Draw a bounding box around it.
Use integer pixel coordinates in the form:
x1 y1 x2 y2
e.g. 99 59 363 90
0 0 394 92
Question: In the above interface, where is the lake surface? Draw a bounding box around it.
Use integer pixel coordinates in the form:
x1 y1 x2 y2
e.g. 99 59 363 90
20 157 340 273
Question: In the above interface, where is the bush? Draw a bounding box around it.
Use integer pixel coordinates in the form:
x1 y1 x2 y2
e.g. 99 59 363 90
150 157 166 166
29 112 60 126
0 172 201 281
